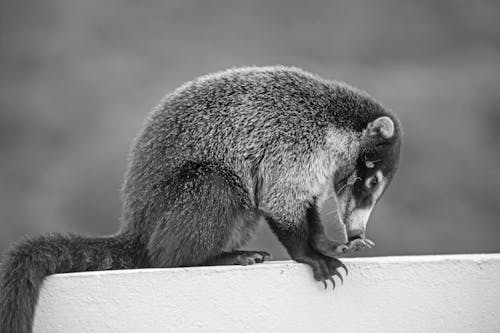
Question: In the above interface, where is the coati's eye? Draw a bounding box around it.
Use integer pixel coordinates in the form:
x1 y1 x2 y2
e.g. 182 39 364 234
365 176 378 189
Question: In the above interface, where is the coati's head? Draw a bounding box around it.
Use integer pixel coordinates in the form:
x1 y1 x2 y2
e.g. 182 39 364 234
333 115 401 241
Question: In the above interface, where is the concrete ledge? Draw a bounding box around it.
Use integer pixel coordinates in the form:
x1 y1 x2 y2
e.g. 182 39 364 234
34 254 500 332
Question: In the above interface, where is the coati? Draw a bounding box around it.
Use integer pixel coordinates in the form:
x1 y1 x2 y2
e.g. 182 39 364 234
0 66 401 332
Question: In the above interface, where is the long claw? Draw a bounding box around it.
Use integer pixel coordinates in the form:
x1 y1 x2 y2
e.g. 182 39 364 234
365 239 375 247
339 262 348 276
328 277 336 290
323 280 327 290
333 270 343 285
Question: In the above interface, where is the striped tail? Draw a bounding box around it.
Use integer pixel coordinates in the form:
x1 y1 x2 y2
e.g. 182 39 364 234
0 233 145 333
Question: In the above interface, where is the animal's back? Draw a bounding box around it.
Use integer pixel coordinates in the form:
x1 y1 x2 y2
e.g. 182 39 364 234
134 66 333 165
121 67 336 223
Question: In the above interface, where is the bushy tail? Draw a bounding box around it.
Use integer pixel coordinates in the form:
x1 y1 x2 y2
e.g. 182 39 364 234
0 233 145 333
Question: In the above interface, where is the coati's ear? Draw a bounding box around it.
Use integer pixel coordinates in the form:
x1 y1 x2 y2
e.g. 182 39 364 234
366 116 394 139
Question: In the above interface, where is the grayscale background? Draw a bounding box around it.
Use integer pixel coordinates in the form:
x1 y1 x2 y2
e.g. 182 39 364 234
1 0 499 259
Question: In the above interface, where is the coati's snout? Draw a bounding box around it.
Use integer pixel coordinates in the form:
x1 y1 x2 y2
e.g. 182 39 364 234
332 115 400 240
334 171 387 240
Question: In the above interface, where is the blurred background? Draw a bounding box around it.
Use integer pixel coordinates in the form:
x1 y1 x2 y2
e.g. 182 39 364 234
1 0 499 259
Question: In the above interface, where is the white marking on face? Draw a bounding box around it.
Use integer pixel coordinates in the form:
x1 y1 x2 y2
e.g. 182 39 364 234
334 190 350 226
365 170 383 189
372 171 386 200
337 171 388 238
347 204 374 237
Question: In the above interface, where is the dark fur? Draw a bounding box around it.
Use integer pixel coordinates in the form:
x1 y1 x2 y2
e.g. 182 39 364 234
0 66 401 332
0 234 146 332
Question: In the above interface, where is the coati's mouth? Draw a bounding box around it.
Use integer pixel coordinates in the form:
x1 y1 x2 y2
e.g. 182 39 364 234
347 233 364 242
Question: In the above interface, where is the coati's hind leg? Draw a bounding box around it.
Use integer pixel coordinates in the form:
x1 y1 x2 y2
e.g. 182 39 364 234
146 163 264 268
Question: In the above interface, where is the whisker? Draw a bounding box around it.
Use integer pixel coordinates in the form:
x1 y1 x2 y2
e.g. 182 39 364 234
324 209 337 216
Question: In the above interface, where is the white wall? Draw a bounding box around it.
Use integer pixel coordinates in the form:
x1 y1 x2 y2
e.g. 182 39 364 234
34 254 500 333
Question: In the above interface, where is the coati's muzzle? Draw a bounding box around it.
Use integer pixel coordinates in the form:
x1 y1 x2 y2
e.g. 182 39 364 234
336 195 374 240
334 171 388 241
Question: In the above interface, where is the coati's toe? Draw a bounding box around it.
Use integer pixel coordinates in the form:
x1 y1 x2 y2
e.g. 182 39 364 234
334 245 349 255
234 250 271 265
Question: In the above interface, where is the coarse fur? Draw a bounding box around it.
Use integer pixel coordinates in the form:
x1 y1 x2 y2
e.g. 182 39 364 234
0 66 402 332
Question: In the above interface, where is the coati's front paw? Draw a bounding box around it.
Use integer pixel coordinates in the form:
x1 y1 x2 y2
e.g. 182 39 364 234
345 238 375 253
293 251 347 290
